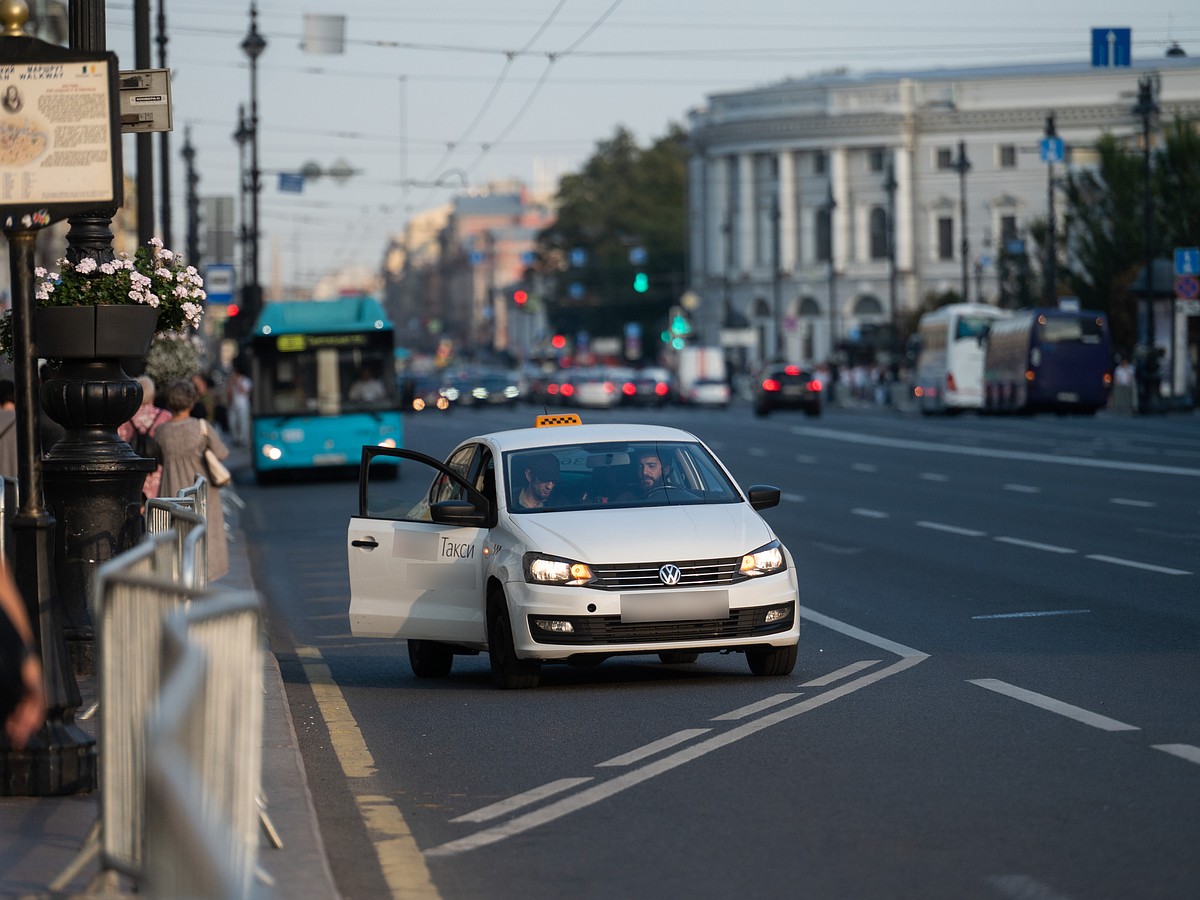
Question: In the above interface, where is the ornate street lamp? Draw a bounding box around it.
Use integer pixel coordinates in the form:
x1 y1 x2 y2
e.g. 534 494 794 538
241 3 267 327
950 140 971 303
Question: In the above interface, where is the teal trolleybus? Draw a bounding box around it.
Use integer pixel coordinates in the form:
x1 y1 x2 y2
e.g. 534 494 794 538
248 297 403 480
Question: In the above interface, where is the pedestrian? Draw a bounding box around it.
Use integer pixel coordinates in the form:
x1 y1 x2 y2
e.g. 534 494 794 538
117 374 172 501
226 365 252 447
0 379 17 480
155 378 231 581
0 559 45 749
1112 356 1135 414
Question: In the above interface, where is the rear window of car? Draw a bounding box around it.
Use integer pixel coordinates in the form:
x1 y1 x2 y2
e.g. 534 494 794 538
504 441 742 513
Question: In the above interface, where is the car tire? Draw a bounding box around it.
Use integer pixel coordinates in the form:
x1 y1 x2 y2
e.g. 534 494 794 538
408 639 453 678
746 643 797 676
658 651 699 665
487 590 540 689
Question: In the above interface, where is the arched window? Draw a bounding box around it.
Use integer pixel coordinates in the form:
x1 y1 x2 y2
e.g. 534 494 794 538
869 207 888 260
752 297 772 317
799 296 821 317
853 295 884 318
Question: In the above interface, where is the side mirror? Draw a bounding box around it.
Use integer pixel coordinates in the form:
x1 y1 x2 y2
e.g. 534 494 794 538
430 498 489 527
746 484 781 511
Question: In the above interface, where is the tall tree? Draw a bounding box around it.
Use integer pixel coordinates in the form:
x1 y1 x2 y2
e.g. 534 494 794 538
536 125 687 352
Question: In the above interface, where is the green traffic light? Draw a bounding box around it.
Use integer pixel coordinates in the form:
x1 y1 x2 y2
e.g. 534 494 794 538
633 272 649 293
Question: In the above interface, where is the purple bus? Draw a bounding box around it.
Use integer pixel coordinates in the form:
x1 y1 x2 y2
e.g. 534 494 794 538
983 308 1112 415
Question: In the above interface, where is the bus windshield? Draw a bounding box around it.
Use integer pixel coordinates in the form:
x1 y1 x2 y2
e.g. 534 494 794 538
955 316 996 341
252 332 397 416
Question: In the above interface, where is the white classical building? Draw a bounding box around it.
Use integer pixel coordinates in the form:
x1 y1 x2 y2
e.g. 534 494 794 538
687 56 1200 368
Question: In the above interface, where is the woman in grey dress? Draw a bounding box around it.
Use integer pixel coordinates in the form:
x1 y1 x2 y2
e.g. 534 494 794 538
155 378 231 580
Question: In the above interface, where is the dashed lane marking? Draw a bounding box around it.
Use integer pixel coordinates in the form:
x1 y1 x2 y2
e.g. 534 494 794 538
993 536 1076 554
781 492 805 503
920 472 950 482
1110 498 1156 508
972 609 1090 620
597 729 713 767
298 646 439 899
1003 483 1041 494
712 694 802 721
1085 554 1191 576
1152 744 1200 767
916 520 987 537
799 660 881 686
969 678 1139 732
451 778 594 824
851 508 890 519
988 874 1075 900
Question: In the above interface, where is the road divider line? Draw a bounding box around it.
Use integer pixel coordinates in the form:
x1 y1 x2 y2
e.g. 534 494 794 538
969 678 1140 732
972 609 1090 620
298 646 438 899
1152 744 1200 766
1109 498 1156 508
596 729 712 767
781 492 806 503
916 520 987 537
852 463 878 473
993 536 1076 554
789 425 1200 477
801 606 929 659
451 778 595 824
800 660 881 687
795 454 818 464
424 655 928 858
712 694 802 721
988 874 1073 900
1085 554 1191 575
1003 484 1041 494
851 508 890 519
748 447 768 457
920 472 949 482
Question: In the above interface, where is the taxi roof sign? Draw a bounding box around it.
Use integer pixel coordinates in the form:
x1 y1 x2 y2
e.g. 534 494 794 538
535 414 582 428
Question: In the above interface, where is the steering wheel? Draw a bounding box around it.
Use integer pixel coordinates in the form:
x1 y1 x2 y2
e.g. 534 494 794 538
645 484 698 501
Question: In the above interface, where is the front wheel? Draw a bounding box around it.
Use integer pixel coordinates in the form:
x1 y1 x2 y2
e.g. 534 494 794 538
746 643 797 676
408 639 453 678
487 591 541 689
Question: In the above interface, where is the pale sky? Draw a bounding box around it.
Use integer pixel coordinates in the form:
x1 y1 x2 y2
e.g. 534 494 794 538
102 1 1199 291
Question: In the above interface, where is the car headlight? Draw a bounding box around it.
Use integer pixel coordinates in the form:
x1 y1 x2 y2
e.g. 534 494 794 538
739 540 786 577
523 552 595 586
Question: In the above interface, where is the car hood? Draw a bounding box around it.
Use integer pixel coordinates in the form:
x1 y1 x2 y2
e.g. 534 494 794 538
510 503 776 563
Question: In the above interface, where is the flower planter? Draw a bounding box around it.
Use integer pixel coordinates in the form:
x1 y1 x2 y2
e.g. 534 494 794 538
35 305 160 360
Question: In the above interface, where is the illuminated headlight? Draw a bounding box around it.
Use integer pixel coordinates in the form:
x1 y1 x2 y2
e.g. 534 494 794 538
764 605 791 624
504 386 520 398
524 552 595 586
533 618 575 634
377 438 397 448
739 540 786 577
261 444 283 461
472 387 487 399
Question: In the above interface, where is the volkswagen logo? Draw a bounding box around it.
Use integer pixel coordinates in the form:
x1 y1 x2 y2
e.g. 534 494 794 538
658 564 682 586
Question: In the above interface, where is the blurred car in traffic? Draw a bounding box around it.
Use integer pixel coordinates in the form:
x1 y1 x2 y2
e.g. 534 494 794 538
684 378 731 408
752 364 822 417
405 374 452 412
570 367 625 409
623 366 677 406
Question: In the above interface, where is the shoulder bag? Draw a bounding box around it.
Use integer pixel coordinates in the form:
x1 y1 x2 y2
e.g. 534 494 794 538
199 419 232 488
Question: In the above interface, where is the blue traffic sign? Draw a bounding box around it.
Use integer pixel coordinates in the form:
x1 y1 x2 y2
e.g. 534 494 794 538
1175 247 1200 276
1091 28 1131 67
204 264 235 304
1039 137 1064 164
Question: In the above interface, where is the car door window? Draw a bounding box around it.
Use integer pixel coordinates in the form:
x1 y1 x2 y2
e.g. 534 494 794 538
362 447 484 521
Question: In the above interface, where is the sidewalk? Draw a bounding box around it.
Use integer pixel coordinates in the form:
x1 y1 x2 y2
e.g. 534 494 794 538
0 485 339 898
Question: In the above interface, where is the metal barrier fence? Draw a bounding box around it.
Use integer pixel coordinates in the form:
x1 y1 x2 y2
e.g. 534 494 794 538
144 591 265 898
146 497 208 588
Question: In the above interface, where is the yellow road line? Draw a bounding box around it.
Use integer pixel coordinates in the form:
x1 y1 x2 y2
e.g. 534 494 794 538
298 646 439 899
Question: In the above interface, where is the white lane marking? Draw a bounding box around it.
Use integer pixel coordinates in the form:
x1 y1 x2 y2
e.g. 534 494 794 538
748 447 768 457
852 463 877 473
851 508 890 519
988 874 1074 900
596 729 712 767
795 453 818 464
969 678 1139 732
790 425 1200 477
425 654 928 858
917 520 987 537
1086 554 1191 576
1003 483 1041 494
1109 498 1156 508
781 492 805 503
800 660 881 687
1152 744 1200 766
801 606 929 659
920 472 949 482
993 536 1076 554
712 694 802 722
451 778 594 824
972 609 1091 620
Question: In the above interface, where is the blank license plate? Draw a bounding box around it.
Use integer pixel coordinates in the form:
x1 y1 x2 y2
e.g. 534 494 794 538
620 590 729 623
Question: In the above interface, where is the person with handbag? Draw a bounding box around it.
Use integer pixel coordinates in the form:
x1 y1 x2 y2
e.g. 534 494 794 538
155 377 231 580
117 374 173 501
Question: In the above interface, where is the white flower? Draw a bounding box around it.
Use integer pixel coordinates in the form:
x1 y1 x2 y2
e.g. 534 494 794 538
75 257 98 274
99 262 116 275
159 249 174 261
155 267 172 280
34 266 47 278
128 289 142 301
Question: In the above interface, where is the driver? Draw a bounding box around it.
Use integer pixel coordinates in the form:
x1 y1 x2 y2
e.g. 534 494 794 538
634 448 669 496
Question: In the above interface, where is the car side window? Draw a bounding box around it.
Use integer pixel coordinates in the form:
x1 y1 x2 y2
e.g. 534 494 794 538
430 445 478 505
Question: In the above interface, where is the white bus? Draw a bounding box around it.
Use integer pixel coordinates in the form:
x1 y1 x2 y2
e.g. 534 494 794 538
912 303 1011 414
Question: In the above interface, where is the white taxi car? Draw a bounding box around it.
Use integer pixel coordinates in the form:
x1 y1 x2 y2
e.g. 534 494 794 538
348 415 800 689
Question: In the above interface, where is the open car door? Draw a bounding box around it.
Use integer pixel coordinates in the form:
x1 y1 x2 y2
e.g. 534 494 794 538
348 446 491 646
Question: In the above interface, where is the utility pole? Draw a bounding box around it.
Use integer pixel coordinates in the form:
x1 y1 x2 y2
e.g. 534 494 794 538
883 161 898 348
134 0 152 243
1044 114 1059 305
156 0 171 248
771 193 782 359
1132 74 1160 411
951 140 971 303
181 127 200 268
824 182 837 357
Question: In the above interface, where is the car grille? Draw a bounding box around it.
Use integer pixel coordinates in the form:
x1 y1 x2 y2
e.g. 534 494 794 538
527 603 794 645
588 557 743 590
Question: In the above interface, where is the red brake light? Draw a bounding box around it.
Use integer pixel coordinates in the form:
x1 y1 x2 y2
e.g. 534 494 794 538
561 383 575 397
784 365 801 376
807 380 822 392
622 382 636 396
946 373 957 392
655 382 668 396
762 378 781 392
603 381 615 393
547 383 559 395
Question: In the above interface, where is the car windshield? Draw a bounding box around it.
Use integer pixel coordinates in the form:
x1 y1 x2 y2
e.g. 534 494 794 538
504 441 742 513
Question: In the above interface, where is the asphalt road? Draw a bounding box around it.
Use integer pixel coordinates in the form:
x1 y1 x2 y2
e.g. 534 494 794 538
241 402 1200 900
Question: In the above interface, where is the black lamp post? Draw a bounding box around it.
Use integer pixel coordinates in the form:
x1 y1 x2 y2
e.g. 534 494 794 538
181 127 200 269
883 161 898 346
951 140 971 303
1132 74 1160 412
823 182 838 357
241 3 266 328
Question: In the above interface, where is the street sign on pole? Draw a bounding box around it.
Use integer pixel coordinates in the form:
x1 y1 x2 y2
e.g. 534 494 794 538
1174 247 1199 276
1091 28 1131 67
1039 137 1064 163
1174 275 1199 301
204 264 235 304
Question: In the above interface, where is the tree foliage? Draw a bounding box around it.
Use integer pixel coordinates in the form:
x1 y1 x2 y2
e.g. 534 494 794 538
535 125 687 347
